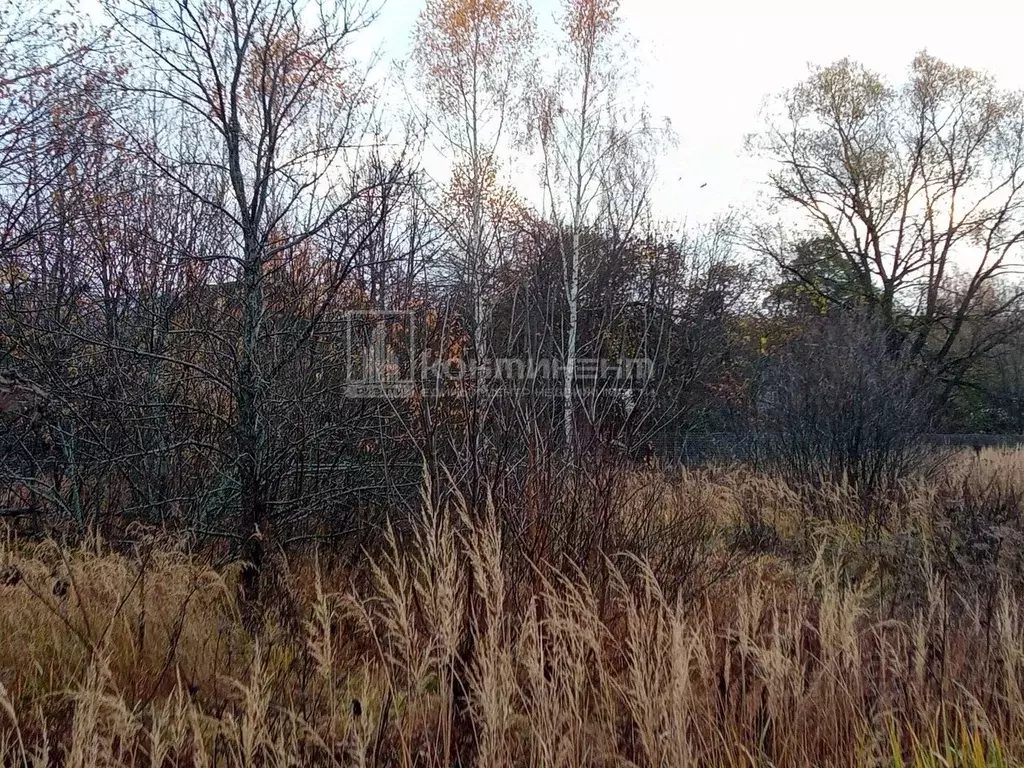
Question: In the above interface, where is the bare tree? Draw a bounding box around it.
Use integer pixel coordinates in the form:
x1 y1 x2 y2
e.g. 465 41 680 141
0 0 98 258
530 0 663 452
412 0 535 362
103 0 408 594
749 54 1024 390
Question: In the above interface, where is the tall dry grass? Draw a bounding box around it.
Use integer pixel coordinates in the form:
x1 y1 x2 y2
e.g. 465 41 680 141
0 448 1022 766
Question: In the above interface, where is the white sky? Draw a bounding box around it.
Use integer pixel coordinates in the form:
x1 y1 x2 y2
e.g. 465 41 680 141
366 0 1024 226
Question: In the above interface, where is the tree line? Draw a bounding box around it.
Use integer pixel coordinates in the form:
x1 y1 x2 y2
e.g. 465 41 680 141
1 0 1023 568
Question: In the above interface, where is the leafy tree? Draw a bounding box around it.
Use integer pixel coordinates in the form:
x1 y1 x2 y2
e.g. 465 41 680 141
750 54 1024 390
769 236 871 317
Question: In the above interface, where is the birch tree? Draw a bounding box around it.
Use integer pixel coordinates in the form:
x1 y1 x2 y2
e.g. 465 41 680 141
413 0 534 362
532 0 660 451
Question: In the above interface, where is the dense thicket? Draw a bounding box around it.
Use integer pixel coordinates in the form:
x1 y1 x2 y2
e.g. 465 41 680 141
1 0 1022 556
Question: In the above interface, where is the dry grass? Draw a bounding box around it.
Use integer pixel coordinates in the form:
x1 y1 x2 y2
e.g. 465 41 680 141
0 448 1022 766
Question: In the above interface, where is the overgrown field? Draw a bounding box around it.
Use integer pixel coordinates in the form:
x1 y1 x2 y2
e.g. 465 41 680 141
1 450 1024 766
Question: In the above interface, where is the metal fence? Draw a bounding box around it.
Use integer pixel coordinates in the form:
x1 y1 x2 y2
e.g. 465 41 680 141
651 432 1024 464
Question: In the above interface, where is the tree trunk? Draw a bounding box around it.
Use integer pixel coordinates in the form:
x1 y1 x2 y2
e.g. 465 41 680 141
237 242 267 608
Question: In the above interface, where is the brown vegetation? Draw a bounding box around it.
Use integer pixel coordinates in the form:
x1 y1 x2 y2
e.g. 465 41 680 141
4 2 1024 764
0 449 1021 766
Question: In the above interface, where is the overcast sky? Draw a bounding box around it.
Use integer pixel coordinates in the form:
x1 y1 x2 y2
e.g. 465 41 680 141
364 0 1024 226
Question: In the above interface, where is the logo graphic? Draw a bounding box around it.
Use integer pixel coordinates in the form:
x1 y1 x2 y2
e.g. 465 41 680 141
344 310 417 398
342 309 654 399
